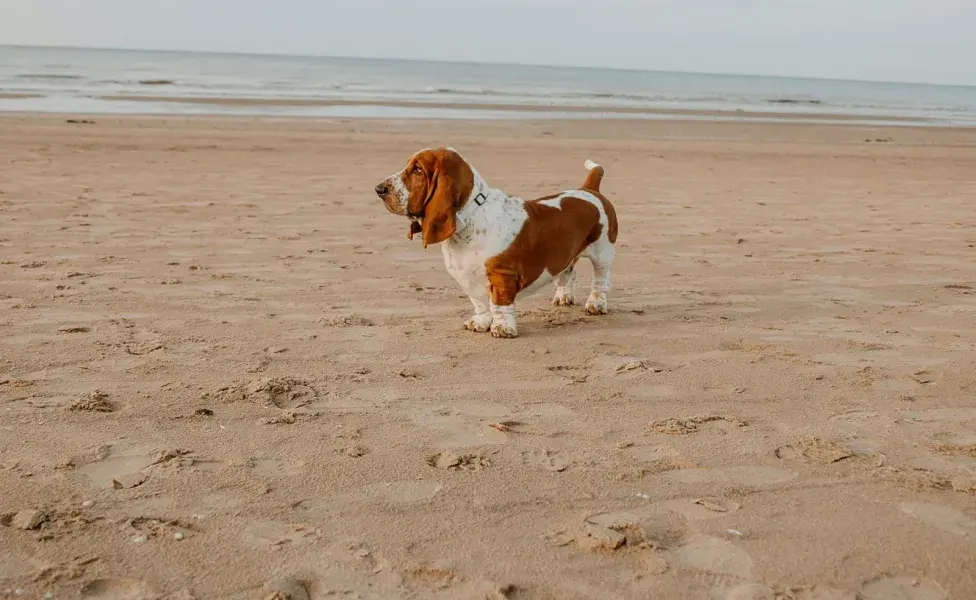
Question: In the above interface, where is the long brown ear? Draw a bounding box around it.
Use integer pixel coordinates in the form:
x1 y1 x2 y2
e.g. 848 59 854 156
421 152 472 248
421 173 457 248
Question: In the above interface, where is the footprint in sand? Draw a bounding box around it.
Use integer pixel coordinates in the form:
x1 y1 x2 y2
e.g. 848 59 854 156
78 445 216 489
592 355 668 378
658 466 797 487
240 521 319 548
667 533 753 578
711 584 855 600
426 451 492 471
547 364 590 383
774 438 854 464
872 377 923 395
314 385 406 412
709 583 775 600
396 353 450 367
211 377 317 409
654 497 742 521
899 502 976 537
522 449 571 472
362 480 442 504
291 497 334 520
629 445 680 463
519 402 577 420
784 586 856 600
78 445 155 489
265 578 310 600
580 508 662 542
109 319 165 358
651 416 746 435
21 394 72 410
411 405 510 448
846 438 883 455
898 407 976 425
828 411 888 434
247 457 305 477
578 509 753 578
575 509 687 552
80 578 158 600
858 576 947 600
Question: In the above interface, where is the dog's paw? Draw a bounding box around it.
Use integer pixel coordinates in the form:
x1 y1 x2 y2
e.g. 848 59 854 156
463 313 492 333
585 293 608 315
552 289 575 307
490 320 519 339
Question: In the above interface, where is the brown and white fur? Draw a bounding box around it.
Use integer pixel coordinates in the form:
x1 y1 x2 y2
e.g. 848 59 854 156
374 147 618 338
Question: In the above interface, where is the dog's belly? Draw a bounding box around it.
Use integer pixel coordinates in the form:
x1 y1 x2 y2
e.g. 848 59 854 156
443 245 571 301
518 269 556 298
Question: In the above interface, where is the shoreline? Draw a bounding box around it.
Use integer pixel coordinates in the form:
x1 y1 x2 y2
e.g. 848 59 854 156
3 94 973 128
0 92 43 100
96 94 928 123
5 111 976 142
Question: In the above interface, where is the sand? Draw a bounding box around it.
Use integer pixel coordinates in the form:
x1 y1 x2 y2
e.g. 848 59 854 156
1 114 975 599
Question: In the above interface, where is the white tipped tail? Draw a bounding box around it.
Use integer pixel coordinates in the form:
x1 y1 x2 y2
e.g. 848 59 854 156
581 159 604 192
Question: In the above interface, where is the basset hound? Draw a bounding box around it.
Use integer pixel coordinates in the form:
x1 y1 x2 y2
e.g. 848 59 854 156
374 147 618 338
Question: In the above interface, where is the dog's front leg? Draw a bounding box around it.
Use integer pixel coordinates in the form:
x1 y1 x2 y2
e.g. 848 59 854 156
489 302 518 338
463 291 493 333
486 268 519 338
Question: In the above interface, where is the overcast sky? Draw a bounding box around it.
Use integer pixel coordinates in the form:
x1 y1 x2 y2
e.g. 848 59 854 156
1 0 973 85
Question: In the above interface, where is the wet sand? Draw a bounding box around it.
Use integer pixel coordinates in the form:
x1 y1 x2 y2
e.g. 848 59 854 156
0 93 43 100
1 114 975 599
96 94 929 123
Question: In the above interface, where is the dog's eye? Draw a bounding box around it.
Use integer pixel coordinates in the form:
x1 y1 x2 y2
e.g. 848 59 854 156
412 164 423 174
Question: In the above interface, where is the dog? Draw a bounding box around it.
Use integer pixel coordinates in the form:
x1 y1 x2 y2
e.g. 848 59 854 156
375 147 617 338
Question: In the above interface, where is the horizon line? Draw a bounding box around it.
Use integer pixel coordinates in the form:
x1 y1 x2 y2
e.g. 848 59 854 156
4 43 974 90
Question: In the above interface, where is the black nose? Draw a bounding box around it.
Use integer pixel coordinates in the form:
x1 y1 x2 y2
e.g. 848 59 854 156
375 182 389 196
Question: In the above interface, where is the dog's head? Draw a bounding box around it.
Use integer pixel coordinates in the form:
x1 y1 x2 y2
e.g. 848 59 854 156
374 147 474 248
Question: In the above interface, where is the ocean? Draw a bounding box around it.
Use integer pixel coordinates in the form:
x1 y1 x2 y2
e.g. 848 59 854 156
2 45 976 126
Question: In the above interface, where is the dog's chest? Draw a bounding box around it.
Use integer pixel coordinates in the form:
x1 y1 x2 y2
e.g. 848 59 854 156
442 199 526 292
442 243 487 292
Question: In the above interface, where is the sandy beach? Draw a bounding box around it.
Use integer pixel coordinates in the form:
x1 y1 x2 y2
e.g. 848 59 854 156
1 114 976 599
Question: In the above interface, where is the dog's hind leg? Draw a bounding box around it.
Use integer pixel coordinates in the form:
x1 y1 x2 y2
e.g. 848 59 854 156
551 262 578 306
584 241 614 316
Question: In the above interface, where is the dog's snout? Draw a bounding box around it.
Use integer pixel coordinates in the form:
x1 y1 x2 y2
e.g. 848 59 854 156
375 182 389 197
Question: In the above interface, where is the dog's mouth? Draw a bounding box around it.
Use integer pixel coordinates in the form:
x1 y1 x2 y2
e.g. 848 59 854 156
380 199 407 217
